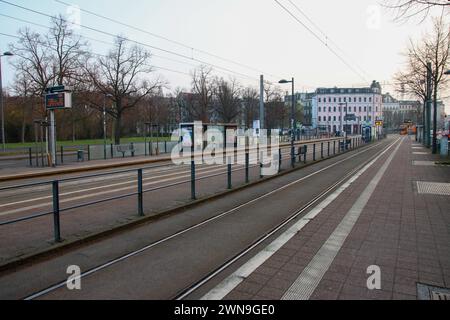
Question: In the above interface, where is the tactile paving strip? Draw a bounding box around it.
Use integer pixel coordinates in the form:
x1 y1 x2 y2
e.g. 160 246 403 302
416 181 450 196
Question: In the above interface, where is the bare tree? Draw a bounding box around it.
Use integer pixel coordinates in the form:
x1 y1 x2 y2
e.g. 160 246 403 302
83 36 162 144
188 65 215 122
382 0 449 23
241 87 259 128
11 74 34 143
213 77 241 123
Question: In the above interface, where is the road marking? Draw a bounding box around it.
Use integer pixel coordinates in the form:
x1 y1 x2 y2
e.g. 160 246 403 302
413 152 429 155
201 138 401 300
24 139 382 300
282 138 402 300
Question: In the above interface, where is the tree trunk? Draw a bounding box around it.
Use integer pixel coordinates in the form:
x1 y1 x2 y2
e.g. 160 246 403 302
114 115 121 145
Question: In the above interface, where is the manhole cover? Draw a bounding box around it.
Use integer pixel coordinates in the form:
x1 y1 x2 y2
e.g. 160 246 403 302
416 181 450 196
418 283 450 300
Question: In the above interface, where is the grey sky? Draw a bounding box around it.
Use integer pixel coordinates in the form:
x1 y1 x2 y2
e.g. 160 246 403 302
0 0 448 111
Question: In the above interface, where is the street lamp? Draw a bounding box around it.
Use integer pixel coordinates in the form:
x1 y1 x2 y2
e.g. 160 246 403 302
444 70 450 75
279 78 295 168
0 51 14 151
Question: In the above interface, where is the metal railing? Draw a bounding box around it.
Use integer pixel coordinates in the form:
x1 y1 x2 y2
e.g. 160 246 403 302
0 136 368 244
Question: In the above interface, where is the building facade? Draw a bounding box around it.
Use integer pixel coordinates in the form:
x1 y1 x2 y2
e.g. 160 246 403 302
316 81 383 135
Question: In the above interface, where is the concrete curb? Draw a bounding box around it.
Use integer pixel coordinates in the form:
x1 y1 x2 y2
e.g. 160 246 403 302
0 137 344 183
0 140 374 275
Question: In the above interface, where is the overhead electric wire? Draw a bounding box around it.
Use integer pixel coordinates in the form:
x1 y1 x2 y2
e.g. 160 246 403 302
0 0 266 83
287 0 371 80
54 0 284 80
273 0 368 82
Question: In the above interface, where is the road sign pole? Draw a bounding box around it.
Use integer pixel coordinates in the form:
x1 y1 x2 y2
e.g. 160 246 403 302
50 110 56 167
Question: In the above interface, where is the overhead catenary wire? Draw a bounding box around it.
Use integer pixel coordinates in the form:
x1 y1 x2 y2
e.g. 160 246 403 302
287 0 372 80
53 0 285 80
273 0 368 83
0 0 267 83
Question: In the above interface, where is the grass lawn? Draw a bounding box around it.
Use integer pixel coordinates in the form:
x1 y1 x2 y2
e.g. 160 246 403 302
4 136 173 150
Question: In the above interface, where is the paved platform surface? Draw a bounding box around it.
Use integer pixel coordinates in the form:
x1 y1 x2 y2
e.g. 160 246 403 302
213 136 450 300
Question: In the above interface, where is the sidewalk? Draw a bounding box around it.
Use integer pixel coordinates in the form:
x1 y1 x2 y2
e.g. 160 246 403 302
212 136 450 300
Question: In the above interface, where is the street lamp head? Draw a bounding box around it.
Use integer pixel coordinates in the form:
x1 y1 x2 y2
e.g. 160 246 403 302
2 51 13 57
444 70 450 75
278 79 290 84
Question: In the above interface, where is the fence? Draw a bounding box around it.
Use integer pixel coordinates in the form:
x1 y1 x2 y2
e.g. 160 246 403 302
0 135 373 257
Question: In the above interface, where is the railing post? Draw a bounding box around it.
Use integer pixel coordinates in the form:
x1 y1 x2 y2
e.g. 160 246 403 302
137 169 144 216
328 141 330 157
321 143 324 159
164 141 167 153
245 152 249 183
278 148 282 173
191 159 196 200
28 147 32 167
260 151 263 179
52 180 61 243
60 145 64 164
333 141 336 155
313 144 316 161
87 145 91 161
111 144 114 158
227 156 232 189
303 145 307 164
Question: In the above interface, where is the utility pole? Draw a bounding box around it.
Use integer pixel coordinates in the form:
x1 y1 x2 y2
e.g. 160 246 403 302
426 62 432 148
259 75 264 129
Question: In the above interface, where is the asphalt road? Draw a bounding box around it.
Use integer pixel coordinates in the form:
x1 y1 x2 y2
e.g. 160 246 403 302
0 136 394 299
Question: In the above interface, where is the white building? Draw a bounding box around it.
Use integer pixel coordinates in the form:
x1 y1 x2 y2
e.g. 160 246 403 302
316 81 383 135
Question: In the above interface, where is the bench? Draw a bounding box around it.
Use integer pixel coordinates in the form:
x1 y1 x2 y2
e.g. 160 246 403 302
116 144 135 158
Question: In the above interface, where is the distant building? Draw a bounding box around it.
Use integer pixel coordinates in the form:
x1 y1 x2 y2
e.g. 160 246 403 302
284 92 316 128
382 93 421 129
315 81 383 135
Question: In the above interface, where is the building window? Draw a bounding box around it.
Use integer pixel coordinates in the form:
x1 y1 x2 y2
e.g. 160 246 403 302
354 107 357 112
333 116 336 121
364 97 367 102
369 97 372 102
359 97 362 102
369 107 372 112
343 97 346 102
318 116 321 121
339 98 341 103
318 98 321 103
329 97 332 103
359 107 362 112
364 116 367 121
318 107 321 112
364 106 367 112
329 107 332 112
333 106 336 112
334 98 336 102
328 116 332 121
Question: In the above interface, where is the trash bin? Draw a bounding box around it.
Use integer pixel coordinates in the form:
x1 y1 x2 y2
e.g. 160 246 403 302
77 150 84 162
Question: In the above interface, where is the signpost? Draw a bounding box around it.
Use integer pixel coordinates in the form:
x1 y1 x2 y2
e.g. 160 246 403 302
45 85 72 167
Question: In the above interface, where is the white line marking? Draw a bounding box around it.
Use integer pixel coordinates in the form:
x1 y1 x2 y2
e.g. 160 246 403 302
282 138 402 300
201 138 401 300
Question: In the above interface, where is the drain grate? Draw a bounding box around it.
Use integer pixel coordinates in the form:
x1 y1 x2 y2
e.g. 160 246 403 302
416 181 450 196
417 283 450 300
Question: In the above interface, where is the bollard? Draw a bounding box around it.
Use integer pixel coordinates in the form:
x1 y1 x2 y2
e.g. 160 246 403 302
245 153 249 183
191 160 196 200
61 146 64 164
52 181 61 243
137 169 144 216
227 157 232 189
28 147 32 167
313 144 316 161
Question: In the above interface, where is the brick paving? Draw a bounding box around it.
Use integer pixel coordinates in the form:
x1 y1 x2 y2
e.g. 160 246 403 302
224 136 450 300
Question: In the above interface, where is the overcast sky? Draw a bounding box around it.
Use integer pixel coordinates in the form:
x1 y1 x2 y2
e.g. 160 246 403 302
0 0 448 111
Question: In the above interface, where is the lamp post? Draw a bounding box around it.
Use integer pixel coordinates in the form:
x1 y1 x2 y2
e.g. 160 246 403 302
0 51 13 151
279 78 295 168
